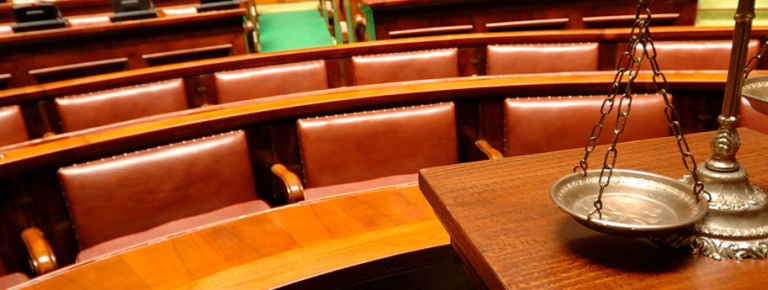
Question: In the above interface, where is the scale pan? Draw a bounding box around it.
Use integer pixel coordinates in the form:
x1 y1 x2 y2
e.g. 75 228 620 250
743 74 768 115
550 169 708 237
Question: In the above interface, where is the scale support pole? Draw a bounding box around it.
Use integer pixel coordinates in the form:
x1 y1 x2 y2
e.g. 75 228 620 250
659 0 768 261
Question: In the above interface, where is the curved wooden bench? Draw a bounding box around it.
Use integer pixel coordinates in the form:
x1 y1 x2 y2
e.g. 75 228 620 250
14 185 455 290
2 26 767 144
0 71 761 278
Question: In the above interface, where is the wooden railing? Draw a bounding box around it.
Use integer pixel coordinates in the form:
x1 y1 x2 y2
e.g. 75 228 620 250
2 25 768 279
0 5 249 88
0 0 204 24
352 0 698 41
1 26 766 142
13 185 468 290
0 70 752 273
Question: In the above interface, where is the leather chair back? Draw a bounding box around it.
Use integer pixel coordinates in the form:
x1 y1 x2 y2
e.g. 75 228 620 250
55 78 188 132
486 43 599 75
739 96 768 135
629 40 760 71
504 94 670 156
58 131 263 252
215 60 328 104
351 49 459 85
298 102 458 188
0 105 29 147
0 272 28 290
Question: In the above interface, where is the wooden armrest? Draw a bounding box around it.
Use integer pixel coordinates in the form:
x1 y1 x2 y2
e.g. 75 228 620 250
271 164 305 204
475 140 504 160
21 227 57 275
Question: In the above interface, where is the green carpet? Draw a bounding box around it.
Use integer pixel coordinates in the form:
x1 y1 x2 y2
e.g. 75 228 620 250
696 0 768 26
258 6 335 52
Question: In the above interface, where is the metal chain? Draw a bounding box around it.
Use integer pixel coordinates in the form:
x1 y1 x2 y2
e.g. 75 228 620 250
574 0 705 220
744 36 768 78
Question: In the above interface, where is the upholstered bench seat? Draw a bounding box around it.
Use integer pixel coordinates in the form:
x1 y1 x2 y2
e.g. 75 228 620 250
739 96 768 135
486 43 599 75
273 102 458 202
0 273 29 289
77 199 270 261
303 173 418 201
496 94 670 157
59 131 270 261
632 40 760 71
351 49 459 85
0 105 29 148
55 78 188 132
215 60 328 104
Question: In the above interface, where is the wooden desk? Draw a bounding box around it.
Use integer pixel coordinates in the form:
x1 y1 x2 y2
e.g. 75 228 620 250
419 128 768 289
0 8 246 88
14 184 458 289
357 0 697 40
0 0 199 24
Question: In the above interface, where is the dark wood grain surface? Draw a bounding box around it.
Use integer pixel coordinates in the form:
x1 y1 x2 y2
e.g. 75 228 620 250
420 128 768 289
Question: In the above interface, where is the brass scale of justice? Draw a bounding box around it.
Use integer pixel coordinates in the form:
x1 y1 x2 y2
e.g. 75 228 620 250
549 0 768 260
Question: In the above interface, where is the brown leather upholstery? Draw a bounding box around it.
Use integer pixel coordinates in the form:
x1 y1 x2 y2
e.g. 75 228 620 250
0 105 29 147
504 94 670 156
629 40 760 71
0 272 29 289
0 254 29 289
55 78 188 132
486 43 599 75
215 60 328 104
739 96 768 135
58 131 269 261
298 102 458 199
351 49 459 85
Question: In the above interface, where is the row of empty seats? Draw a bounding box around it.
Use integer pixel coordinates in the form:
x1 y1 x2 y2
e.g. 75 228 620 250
0 39 762 149
4 83 768 286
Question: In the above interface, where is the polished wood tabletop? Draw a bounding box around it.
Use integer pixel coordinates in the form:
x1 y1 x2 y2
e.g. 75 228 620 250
420 128 768 289
13 184 449 289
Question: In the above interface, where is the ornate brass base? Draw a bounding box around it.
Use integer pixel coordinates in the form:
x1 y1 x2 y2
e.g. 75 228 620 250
657 165 768 260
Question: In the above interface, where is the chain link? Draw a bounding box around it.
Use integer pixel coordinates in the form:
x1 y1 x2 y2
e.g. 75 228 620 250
574 0 705 220
744 36 768 78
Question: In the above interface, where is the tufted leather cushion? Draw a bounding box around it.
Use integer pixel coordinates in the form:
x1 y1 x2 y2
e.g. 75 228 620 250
486 43 599 75
628 40 760 71
58 131 266 257
298 102 458 190
215 60 328 104
504 94 670 156
0 105 29 147
739 96 768 135
0 272 29 289
55 78 188 132
351 49 459 85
